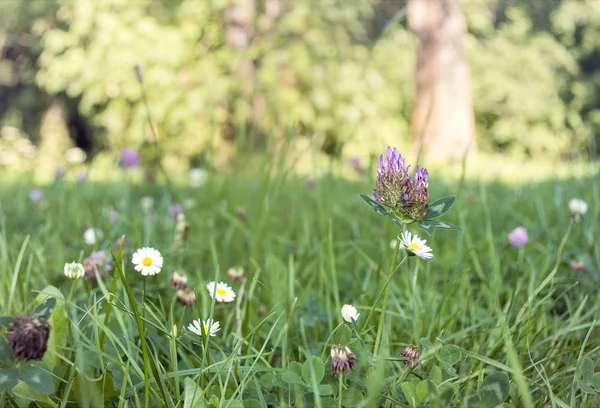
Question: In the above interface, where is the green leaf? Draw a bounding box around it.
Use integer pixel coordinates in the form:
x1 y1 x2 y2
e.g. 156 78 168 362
302 356 325 385
590 373 600 390
388 214 405 230
580 357 594 382
31 297 56 319
35 286 67 370
420 337 434 349
479 372 510 405
401 381 416 406
19 365 55 394
317 384 333 395
282 371 306 386
12 381 57 407
578 380 595 394
438 347 461 366
359 194 389 217
0 337 14 365
429 366 442 384
417 221 436 236
0 316 13 328
341 387 364 407
0 368 19 390
424 196 456 219
420 220 462 233
415 380 433 404
288 361 303 377
184 377 205 408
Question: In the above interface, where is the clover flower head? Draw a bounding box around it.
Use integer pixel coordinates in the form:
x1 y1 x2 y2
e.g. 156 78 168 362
83 228 102 245
176 288 197 307
171 272 188 289
64 262 85 279
119 148 140 168
227 266 245 282
29 188 43 203
399 231 433 259
6 315 51 360
341 304 360 323
373 147 430 222
508 227 528 248
169 203 183 217
330 345 357 375
401 344 421 368
568 198 588 222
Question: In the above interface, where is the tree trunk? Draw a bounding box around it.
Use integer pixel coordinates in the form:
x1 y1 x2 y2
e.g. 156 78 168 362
408 0 475 161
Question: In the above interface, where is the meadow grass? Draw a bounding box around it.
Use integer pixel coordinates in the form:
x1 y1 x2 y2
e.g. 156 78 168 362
0 157 598 407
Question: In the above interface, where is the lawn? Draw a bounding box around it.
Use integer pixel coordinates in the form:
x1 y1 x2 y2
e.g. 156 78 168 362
0 154 598 407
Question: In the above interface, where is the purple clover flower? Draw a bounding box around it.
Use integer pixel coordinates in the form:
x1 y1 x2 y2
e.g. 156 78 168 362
76 172 87 183
169 203 183 217
83 250 113 278
508 227 529 248
119 148 140 168
29 188 43 203
373 147 430 222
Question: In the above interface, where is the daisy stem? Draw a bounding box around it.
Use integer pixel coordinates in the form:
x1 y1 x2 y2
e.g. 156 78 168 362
360 244 406 334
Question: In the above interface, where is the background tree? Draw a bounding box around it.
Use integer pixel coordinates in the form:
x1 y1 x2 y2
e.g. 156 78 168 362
408 0 475 161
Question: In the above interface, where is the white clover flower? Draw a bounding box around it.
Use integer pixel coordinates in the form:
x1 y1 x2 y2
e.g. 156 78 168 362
569 198 588 221
132 247 163 276
141 196 155 212
83 228 102 245
206 281 236 303
399 231 433 260
341 304 360 323
64 262 85 279
189 168 208 188
188 318 220 337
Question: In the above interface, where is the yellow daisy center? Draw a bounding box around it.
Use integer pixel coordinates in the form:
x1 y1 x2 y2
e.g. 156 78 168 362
142 257 153 266
216 288 227 296
409 243 419 250
203 326 209 334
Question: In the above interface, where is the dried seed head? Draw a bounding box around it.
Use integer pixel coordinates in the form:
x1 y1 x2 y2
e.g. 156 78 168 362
171 272 188 290
330 344 357 375
570 260 586 274
401 344 421 368
176 288 197 308
6 315 51 360
227 266 245 283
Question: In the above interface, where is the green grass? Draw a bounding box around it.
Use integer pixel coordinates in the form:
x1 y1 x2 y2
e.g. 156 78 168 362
0 159 599 407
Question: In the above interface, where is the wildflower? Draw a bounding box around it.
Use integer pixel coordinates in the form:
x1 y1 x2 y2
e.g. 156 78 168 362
114 237 129 251
188 318 220 337
176 288 197 307
171 272 188 289
76 172 87 183
6 315 51 360
330 345 357 375
64 262 85 279
141 196 154 212
349 156 364 173
568 198 588 222
119 148 140 168
168 203 182 217
399 231 433 259
227 266 245 282
83 228 102 245
172 213 191 249
132 247 163 276
83 250 113 278
570 260 586 274
29 188 43 203
508 227 529 248
373 147 430 223
341 304 360 323
206 281 236 303
401 344 421 368
189 168 207 188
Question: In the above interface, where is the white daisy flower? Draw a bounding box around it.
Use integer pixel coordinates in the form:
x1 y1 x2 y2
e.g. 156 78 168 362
341 304 360 323
399 231 433 260
64 262 85 279
83 228 102 245
141 196 155 212
206 281 236 303
132 247 163 276
568 198 588 221
189 168 208 188
188 318 220 337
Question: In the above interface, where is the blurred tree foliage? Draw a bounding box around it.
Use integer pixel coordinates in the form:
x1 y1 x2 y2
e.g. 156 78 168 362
1 0 599 164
